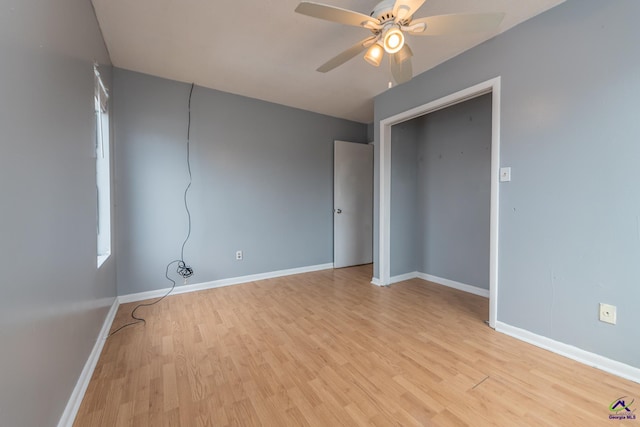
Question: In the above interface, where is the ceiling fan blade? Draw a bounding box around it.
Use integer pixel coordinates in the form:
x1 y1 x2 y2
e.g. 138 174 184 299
393 0 427 22
295 1 380 28
316 36 377 73
408 13 505 36
390 55 412 85
393 44 413 65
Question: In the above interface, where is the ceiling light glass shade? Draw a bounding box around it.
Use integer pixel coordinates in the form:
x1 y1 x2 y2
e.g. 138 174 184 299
364 43 384 67
394 44 413 64
383 27 404 54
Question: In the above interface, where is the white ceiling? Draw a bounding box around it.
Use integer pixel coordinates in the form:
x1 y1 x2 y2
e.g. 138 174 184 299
92 0 564 123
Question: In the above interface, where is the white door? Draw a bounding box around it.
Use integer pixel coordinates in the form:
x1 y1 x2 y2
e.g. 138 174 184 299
334 140 373 268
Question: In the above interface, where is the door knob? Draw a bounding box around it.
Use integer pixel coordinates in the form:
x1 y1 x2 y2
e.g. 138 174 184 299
336 209 342 214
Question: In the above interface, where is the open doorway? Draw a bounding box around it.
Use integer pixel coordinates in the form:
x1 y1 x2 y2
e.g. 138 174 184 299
377 77 501 328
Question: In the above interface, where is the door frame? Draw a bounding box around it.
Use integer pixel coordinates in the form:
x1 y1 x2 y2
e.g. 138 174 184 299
377 76 501 328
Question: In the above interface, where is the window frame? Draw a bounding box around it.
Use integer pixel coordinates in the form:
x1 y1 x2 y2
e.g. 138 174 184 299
95 65 111 268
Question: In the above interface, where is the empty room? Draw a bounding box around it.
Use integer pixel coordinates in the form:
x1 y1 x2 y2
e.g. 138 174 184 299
1 0 639 426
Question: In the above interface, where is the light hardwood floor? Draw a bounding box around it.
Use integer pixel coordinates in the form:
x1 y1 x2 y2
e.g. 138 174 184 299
75 265 640 426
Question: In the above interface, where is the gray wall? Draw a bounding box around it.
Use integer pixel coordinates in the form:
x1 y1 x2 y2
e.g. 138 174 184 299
0 1 116 426
417 94 492 288
375 0 640 367
390 122 419 276
367 122 374 142
389 95 491 288
114 69 368 295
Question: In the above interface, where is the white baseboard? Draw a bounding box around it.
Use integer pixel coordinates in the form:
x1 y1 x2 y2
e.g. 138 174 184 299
495 321 640 384
388 271 490 298
371 277 384 286
416 272 490 298
118 263 335 304
57 298 119 427
388 271 420 285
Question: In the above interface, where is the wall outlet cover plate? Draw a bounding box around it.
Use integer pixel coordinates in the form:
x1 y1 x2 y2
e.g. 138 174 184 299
599 303 616 325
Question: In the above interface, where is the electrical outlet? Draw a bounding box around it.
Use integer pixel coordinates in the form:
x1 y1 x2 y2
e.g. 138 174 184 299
235 250 243 261
599 303 616 325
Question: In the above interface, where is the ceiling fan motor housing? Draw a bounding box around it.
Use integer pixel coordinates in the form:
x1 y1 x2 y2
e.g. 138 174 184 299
370 0 411 25
370 0 396 22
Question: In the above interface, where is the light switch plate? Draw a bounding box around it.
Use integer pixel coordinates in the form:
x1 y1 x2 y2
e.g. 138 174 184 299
500 167 512 182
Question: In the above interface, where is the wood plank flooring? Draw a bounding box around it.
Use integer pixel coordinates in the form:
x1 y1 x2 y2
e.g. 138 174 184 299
74 265 640 426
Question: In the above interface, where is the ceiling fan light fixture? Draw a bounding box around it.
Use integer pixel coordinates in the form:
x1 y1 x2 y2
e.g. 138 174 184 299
364 43 384 67
383 26 404 54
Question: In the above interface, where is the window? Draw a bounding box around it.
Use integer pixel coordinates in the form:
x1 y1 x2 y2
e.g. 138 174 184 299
95 65 111 267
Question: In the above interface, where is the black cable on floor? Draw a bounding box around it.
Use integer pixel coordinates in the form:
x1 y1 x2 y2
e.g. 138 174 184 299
109 83 196 337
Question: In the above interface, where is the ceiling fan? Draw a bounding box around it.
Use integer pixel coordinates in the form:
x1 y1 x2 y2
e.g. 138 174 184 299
295 0 505 84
